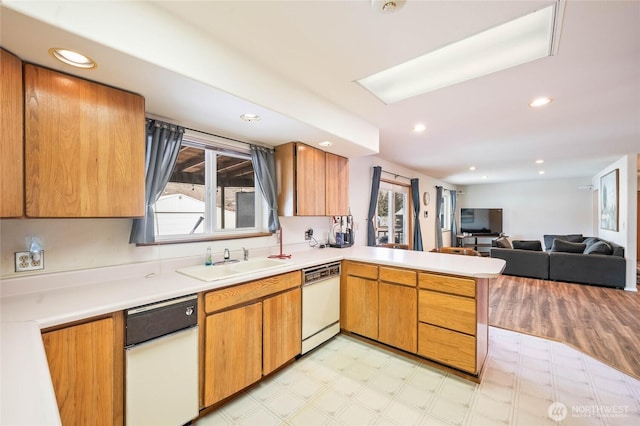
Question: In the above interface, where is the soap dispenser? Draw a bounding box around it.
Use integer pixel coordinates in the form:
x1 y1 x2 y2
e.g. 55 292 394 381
205 247 212 266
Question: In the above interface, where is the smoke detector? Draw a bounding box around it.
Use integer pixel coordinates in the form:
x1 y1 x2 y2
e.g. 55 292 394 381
371 0 406 13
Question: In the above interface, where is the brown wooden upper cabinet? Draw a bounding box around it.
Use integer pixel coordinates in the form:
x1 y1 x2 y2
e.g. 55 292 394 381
0 48 24 218
24 64 145 217
275 142 349 216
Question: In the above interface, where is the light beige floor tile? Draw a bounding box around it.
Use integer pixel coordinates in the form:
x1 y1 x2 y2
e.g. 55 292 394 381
196 331 640 426
287 405 330 426
335 400 379 425
382 399 424 425
354 386 393 414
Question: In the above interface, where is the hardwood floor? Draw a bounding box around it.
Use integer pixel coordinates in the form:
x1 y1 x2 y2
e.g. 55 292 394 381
489 274 640 380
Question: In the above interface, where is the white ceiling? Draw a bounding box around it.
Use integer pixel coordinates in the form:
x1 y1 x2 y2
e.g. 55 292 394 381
2 1 639 185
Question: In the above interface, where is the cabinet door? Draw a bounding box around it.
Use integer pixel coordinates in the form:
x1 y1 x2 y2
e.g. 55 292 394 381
378 282 417 353
296 143 325 215
0 48 23 217
204 302 262 407
24 64 145 217
263 288 302 375
343 275 378 339
42 315 123 426
325 152 349 216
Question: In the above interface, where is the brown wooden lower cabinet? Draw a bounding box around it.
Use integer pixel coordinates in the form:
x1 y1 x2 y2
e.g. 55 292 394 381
417 322 477 373
343 274 379 340
263 287 302 375
378 282 417 353
342 261 488 379
203 302 263 407
202 271 302 408
42 314 124 426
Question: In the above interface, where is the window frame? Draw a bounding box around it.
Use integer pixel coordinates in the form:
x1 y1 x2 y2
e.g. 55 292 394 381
440 190 452 232
151 131 270 244
375 179 413 248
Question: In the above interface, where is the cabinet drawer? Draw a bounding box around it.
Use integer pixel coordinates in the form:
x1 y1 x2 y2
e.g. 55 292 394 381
418 323 476 373
418 291 476 335
344 261 378 280
379 267 416 287
204 271 301 313
418 273 475 298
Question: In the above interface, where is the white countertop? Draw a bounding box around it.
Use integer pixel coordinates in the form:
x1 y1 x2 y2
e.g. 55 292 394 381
0 245 504 425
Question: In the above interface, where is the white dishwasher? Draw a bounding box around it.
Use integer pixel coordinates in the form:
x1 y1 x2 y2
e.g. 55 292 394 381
301 262 341 354
125 294 199 426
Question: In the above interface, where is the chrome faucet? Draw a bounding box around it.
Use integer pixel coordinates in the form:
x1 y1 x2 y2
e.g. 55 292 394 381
242 247 249 261
223 248 230 261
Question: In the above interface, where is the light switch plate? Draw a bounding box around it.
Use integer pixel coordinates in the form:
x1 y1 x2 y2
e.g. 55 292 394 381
15 251 44 272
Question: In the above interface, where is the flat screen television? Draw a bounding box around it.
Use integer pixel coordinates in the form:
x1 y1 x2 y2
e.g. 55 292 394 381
459 208 503 235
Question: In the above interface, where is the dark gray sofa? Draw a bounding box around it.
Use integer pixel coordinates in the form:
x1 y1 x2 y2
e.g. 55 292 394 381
490 234 626 289
491 247 550 279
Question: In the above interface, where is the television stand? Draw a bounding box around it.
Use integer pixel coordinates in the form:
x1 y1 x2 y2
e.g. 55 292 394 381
456 234 500 257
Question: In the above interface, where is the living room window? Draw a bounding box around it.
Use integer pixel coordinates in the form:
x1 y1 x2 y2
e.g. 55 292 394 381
153 133 266 240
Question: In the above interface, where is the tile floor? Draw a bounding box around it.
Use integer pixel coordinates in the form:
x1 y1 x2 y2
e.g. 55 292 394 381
196 327 640 425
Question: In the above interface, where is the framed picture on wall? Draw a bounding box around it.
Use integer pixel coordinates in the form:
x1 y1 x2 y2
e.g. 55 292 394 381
599 168 619 231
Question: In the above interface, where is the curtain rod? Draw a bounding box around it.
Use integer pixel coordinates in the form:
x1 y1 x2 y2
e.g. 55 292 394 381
380 169 412 181
185 127 253 147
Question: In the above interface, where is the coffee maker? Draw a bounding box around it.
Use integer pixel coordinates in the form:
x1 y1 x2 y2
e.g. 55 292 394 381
329 215 354 248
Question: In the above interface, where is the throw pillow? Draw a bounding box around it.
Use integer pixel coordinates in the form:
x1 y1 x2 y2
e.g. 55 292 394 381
550 239 586 253
512 240 542 251
543 234 583 251
584 241 613 255
493 237 512 249
582 237 601 248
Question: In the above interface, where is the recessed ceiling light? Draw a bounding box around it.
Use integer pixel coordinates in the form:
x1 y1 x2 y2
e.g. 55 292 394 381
318 141 333 147
529 97 553 107
357 5 557 104
482 175 488 180
469 166 476 171
413 123 426 133
49 48 96 69
535 159 545 164
240 113 261 122
538 170 545 175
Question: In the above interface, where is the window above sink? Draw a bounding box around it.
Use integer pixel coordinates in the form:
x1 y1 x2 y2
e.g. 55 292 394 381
154 131 269 243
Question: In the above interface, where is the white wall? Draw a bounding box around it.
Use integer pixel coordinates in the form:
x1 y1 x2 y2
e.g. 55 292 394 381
459 178 594 243
348 155 455 251
0 215 333 279
592 155 638 291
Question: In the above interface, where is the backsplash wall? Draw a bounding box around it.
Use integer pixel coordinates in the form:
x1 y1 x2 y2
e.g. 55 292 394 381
0 216 332 279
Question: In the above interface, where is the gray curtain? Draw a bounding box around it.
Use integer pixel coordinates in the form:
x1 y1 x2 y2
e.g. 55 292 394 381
250 145 280 232
367 166 382 246
435 185 443 249
410 178 423 251
130 119 184 244
450 190 457 247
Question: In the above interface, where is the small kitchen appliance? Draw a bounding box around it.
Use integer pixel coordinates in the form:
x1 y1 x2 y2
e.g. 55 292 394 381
329 215 354 248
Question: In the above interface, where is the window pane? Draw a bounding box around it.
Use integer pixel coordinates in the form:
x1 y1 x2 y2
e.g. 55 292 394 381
394 191 407 244
216 154 255 230
156 146 206 236
376 182 409 246
153 139 262 240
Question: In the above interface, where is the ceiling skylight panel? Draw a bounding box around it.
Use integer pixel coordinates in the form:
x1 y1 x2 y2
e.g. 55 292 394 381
357 5 556 104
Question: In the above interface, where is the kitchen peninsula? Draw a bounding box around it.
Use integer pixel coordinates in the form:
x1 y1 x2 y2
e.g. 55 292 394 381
1 246 504 425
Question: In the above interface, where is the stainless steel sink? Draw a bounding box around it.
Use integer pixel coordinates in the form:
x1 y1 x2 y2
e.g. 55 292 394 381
176 258 291 282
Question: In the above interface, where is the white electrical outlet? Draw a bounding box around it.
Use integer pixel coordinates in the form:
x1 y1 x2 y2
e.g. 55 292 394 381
14 251 44 272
